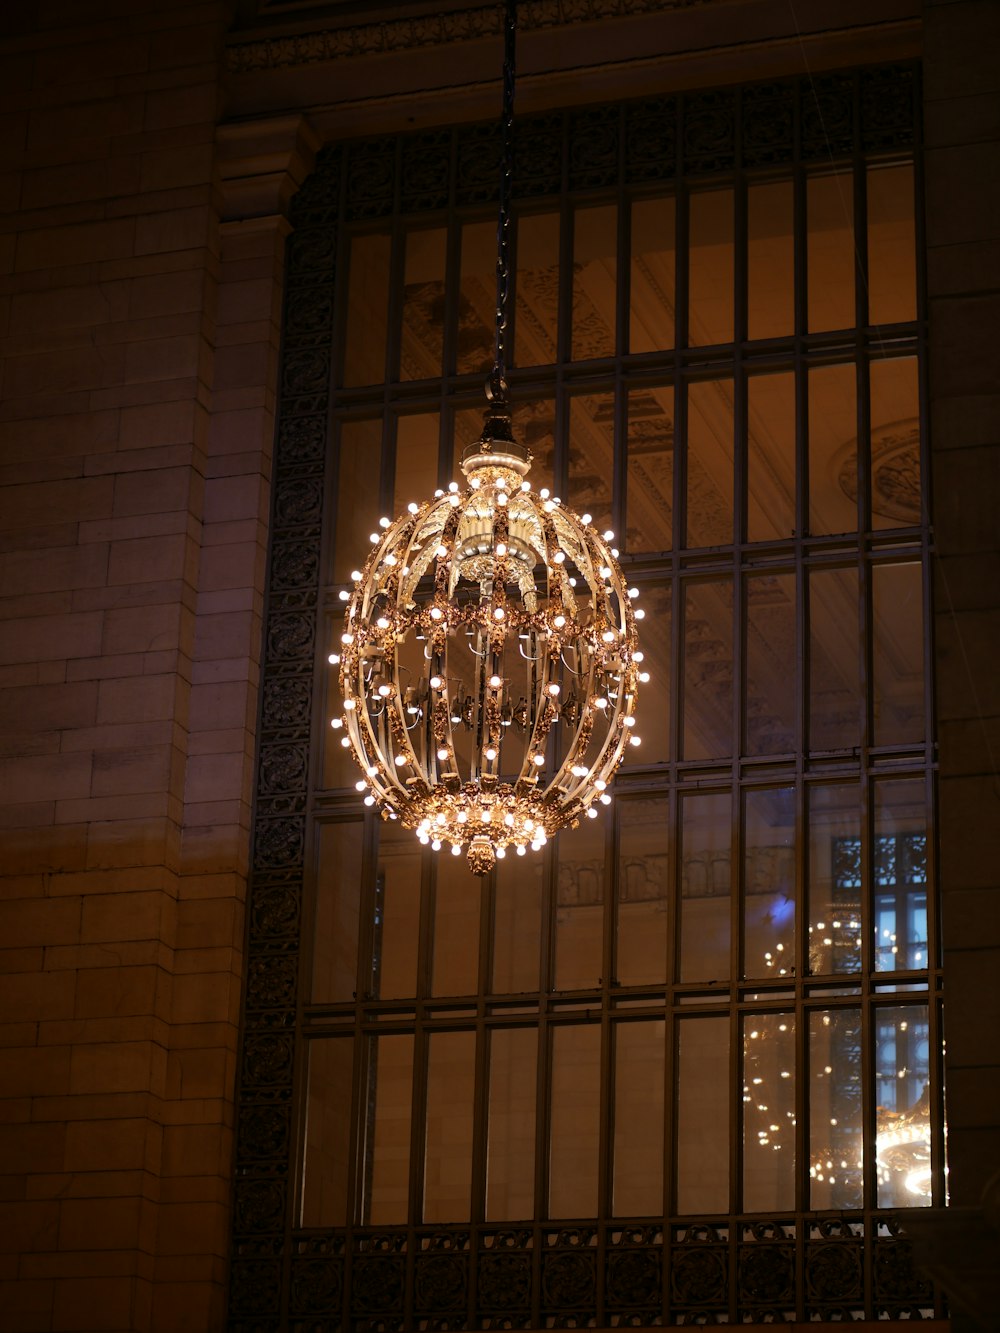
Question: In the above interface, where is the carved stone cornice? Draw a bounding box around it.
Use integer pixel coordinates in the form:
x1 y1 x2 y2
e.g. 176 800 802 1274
216 113 323 221
225 0 709 74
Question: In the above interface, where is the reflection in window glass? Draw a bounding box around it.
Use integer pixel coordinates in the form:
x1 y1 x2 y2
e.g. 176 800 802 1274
555 807 607 990
343 232 391 387
568 393 613 532
874 781 927 973
302 1038 354 1226
873 562 924 748
573 204 617 361
689 188 734 346
400 227 446 380
875 1004 931 1207
686 378 734 547
425 1031 475 1221
870 357 921 531
512 396 555 494
334 417 383 578
458 219 497 376
676 1016 729 1213
748 180 794 341
809 567 860 752
614 1020 664 1215
745 573 796 756
364 1033 413 1223
630 196 675 353
810 1009 863 1209
743 1013 795 1212
550 1024 600 1216
683 580 733 760
394 413 439 519
747 371 796 542
808 784 863 976
373 823 422 999
515 210 559 366
807 172 854 332
432 854 481 996
808 362 857 536
617 797 669 986
743 788 795 980
493 852 542 993
626 385 673 552
487 1028 537 1220
868 164 916 327
679 792 731 983
313 822 362 1002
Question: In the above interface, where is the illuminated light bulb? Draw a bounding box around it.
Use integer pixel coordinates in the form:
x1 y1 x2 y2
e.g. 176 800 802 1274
611 548 619 558
602 630 615 643
451 844 462 856
552 550 565 564
355 780 367 792
489 674 502 688
408 502 419 514
377 683 392 698
521 480 530 492
419 834 430 844
394 754 407 766
457 812 468 824
432 839 442 851
470 478 481 489
496 491 508 507
540 488 550 499
628 587 639 598
603 529 614 541
600 565 611 579
437 747 449 761
586 807 598 819
594 780 607 792
436 544 448 558
581 513 592 525
343 699 356 710
547 683 560 696
524 820 534 832
370 532 379 543
494 607 506 621
342 632 354 645
436 814 447 826
328 653 340 665
340 736 350 748
635 608 645 620
379 517 391 528
430 607 443 620
366 766 379 779
338 589 349 601
448 482 459 493
594 697 608 711
516 844 526 855
485 747 497 761
553 615 566 628
628 736 641 746
624 716 636 728
504 813 515 827
384 553 397 566
364 794 376 806
569 577 577 587
449 494 460 506
599 793 612 805
429 675 443 689
639 672 650 683
496 846 506 859
377 617 390 629
532 754 545 767
496 542 507 557
544 500 555 513
434 488 444 498
331 718 343 729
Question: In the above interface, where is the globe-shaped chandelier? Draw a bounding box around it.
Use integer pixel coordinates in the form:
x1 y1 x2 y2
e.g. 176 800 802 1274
329 0 643 872
332 411 645 874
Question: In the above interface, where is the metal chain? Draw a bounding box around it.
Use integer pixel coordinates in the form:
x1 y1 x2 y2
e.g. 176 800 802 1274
489 0 517 405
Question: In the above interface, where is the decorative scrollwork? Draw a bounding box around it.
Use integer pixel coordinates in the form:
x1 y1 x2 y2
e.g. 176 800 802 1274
253 816 305 869
274 477 323 527
670 1245 727 1307
801 72 854 158
270 541 320 589
229 1258 281 1316
237 1104 291 1161
287 227 336 276
625 97 677 183
606 1247 661 1306
682 90 736 174
245 952 298 1009
478 1251 532 1311
345 141 395 220
242 1031 294 1086
351 1256 405 1313
283 348 329 397
259 743 308 794
738 1243 794 1302
290 1256 343 1314
806 1241 862 1302
234 1178 286 1234
261 675 311 731
541 1250 596 1310
414 1253 468 1311
266 612 314 663
401 131 451 213
873 1239 931 1302
569 106 619 190
742 83 794 166
277 415 325 465
250 884 300 938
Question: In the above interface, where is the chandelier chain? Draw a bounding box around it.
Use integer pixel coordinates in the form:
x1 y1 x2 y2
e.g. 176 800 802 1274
491 0 516 404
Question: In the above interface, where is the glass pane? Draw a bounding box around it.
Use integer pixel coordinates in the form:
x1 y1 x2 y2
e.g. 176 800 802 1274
807 172 855 332
373 822 422 999
808 784 863 976
631 582 670 765
617 796 669 986
573 203 617 361
313 821 362 1002
867 163 916 327
334 417 383 578
747 371 796 543
302 1038 354 1225
626 385 673 552
493 850 542 993
688 188 734 346
745 572 796 756
874 781 928 972
873 561 924 748
343 231 391 387
679 792 731 984
743 1013 795 1212
394 413 439 519
748 180 794 341
549 1023 601 1217
614 1020 664 1215
686 378 734 548
630 196 675 353
568 392 613 531
870 357 921 530
513 396 555 494
515 210 559 367
683 579 733 760
743 787 795 980
487 1027 537 1220
809 1008 863 1209
809 567 860 752
808 362 857 536
676 1015 729 1213
452 404 482 480
424 1031 475 1221
365 1033 413 1223
458 219 496 376
875 1004 931 1206
401 226 446 380
555 807 607 991
432 853 481 996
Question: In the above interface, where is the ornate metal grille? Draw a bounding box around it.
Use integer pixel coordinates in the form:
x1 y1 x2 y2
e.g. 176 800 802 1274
230 62 944 1329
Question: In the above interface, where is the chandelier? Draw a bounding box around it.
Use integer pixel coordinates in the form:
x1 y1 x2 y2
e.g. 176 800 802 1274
331 0 643 874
